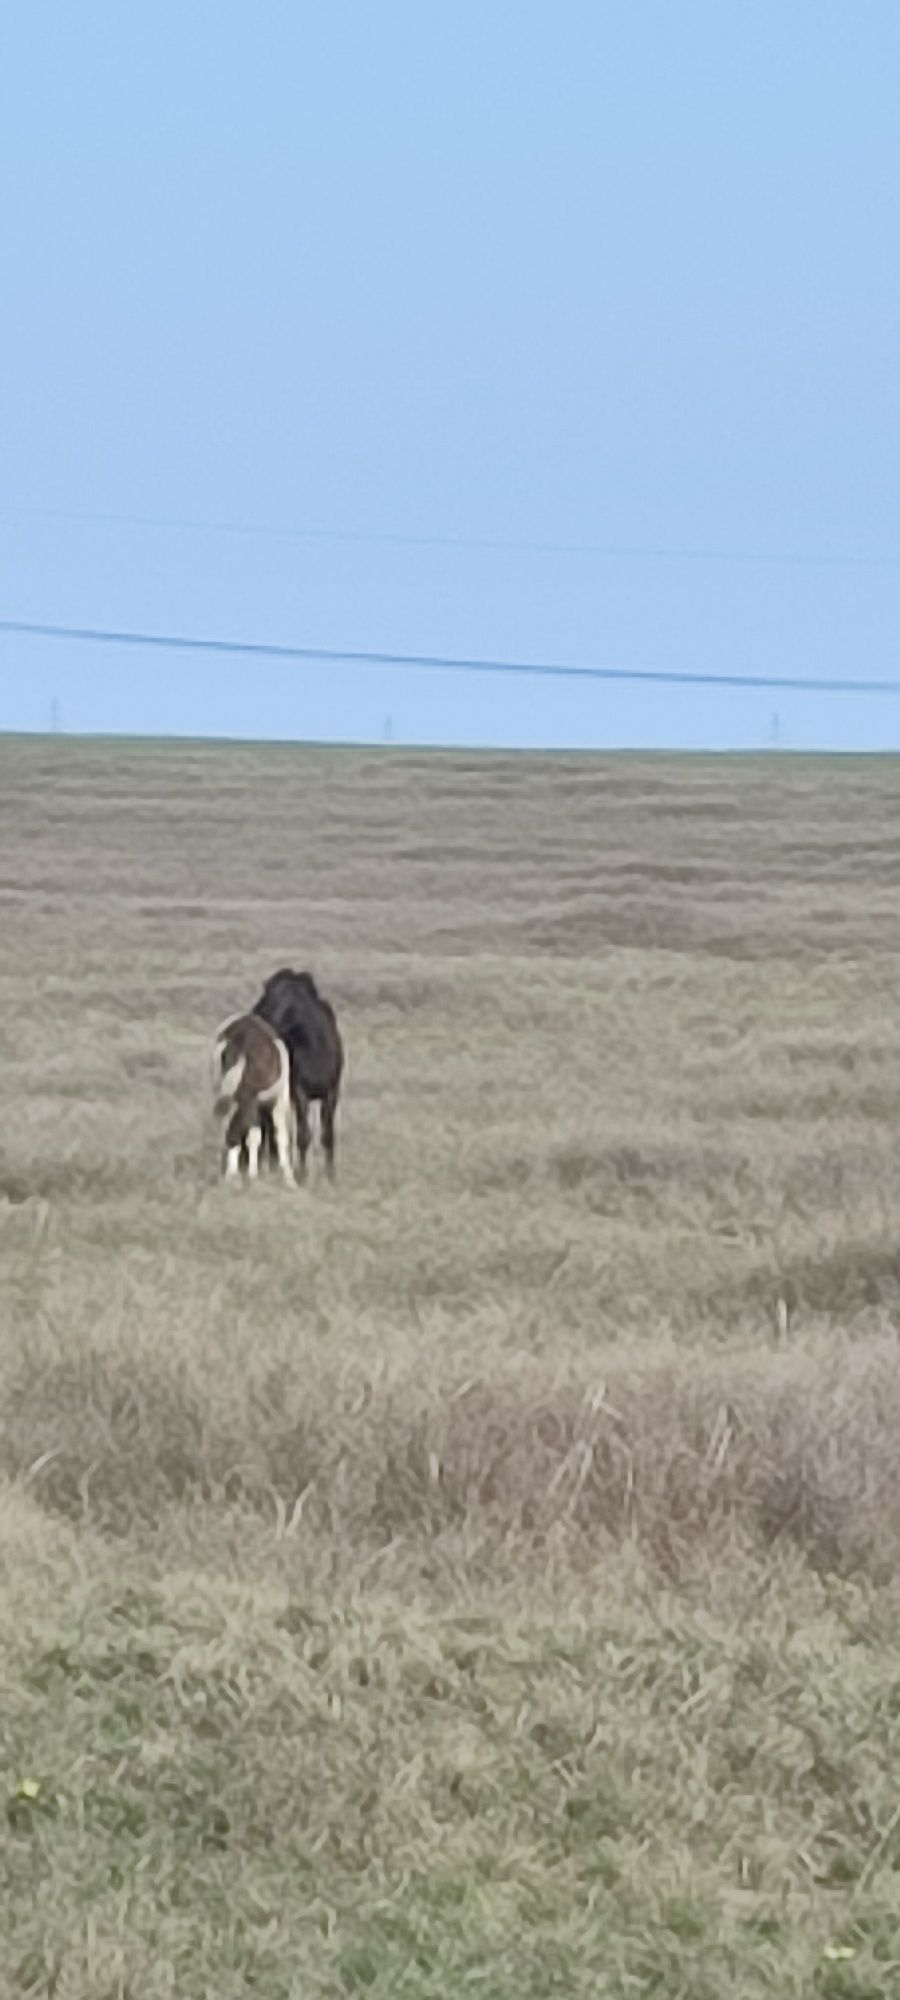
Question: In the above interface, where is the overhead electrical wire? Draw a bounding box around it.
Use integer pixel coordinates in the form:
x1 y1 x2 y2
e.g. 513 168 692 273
0 616 897 697
1 504 899 570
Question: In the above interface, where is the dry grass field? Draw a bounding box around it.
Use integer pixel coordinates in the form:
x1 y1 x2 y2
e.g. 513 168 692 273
3 735 900 1996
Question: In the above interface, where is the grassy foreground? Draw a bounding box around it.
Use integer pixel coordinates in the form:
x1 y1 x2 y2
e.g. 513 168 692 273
2 737 900 1995
4 1522 900 1999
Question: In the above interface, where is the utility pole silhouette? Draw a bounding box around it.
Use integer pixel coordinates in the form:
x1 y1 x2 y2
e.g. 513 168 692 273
383 712 394 744
768 710 781 749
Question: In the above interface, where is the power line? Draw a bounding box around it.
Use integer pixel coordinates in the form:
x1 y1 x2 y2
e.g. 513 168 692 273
1 615 899 697
1 502 899 571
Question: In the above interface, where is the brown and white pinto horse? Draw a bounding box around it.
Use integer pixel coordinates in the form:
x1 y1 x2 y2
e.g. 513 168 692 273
211 1013 296 1185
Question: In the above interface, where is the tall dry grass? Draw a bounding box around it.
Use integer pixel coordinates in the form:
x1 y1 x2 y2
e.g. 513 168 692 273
3 737 900 1993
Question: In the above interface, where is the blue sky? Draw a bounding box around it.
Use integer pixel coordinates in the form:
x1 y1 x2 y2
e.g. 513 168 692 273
1 2 898 749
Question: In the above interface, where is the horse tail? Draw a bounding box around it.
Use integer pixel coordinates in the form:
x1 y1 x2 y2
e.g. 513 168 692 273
212 1041 246 1118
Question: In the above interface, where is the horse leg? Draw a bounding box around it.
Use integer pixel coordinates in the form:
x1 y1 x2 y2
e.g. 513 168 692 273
259 1107 277 1172
294 1091 311 1180
321 1089 337 1179
223 1106 244 1181
271 1089 297 1187
245 1122 262 1181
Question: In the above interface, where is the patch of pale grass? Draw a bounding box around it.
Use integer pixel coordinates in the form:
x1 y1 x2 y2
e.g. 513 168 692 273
3 737 900 1991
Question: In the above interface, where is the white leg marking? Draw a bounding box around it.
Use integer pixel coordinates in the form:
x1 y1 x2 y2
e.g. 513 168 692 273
273 1088 297 1187
246 1125 262 1180
225 1146 242 1181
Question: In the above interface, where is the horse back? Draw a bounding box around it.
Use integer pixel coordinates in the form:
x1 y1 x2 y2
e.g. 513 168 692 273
253 970 343 1099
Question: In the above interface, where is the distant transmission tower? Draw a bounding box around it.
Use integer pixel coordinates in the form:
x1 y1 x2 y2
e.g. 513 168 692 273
383 712 394 744
768 710 781 749
50 696 62 734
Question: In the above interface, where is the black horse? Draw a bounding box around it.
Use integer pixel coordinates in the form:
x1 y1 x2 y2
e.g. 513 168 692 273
253 967 344 1178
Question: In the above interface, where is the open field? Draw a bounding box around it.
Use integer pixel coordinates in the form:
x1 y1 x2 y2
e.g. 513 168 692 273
3 736 900 1995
